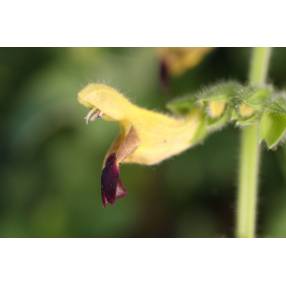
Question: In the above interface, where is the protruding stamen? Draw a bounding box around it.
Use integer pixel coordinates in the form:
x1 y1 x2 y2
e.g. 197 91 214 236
84 108 103 124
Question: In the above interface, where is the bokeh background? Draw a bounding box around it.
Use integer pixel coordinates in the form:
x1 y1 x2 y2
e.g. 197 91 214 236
0 47 286 237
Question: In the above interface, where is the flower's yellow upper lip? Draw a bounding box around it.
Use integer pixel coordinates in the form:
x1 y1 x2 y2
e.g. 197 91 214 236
78 83 134 121
78 86 94 109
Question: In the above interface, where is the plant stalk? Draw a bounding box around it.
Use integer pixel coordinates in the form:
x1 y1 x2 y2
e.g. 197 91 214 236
236 47 272 238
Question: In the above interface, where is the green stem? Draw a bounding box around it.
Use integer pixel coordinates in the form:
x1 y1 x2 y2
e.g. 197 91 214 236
236 47 272 238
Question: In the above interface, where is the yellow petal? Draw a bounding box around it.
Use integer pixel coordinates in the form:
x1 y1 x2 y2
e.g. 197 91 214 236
78 84 203 165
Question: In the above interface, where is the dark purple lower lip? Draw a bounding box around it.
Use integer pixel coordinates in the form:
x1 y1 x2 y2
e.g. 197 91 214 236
101 153 127 207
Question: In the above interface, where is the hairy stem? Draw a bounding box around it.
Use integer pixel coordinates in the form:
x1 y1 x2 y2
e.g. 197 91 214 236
236 47 272 238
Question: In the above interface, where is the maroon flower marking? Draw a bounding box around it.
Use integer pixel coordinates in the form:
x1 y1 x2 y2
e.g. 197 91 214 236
101 153 127 207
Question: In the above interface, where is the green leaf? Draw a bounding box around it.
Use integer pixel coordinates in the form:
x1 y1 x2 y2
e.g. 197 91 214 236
260 112 286 149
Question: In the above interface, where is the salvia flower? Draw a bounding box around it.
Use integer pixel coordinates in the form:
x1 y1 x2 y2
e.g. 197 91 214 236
78 84 204 206
158 47 213 77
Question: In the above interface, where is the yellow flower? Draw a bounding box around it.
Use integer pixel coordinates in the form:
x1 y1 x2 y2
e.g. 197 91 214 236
158 47 213 77
78 83 203 206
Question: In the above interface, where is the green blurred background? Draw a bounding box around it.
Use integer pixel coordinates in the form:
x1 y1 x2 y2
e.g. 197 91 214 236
1 47 286 237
